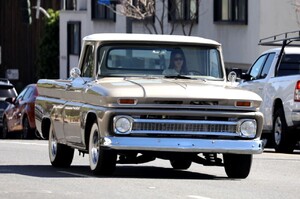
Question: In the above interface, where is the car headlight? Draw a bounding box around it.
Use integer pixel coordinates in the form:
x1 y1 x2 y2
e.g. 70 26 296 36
238 119 257 138
113 116 133 134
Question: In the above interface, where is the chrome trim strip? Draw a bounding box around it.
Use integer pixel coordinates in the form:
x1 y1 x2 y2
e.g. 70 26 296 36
130 130 238 137
133 118 237 125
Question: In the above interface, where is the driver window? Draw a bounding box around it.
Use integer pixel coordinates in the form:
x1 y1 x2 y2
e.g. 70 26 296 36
249 54 268 80
16 87 28 102
81 45 94 77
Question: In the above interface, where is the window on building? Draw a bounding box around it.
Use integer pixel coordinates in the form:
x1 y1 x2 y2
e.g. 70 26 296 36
61 0 77 10
214 0 248 24
67 22 81 55
168 0 198 22
91 0 115 21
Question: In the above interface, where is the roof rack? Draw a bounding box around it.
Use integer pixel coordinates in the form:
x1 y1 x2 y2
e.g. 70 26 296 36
259 30 300 47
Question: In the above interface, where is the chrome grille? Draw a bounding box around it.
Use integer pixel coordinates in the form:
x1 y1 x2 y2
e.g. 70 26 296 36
131 119 238 137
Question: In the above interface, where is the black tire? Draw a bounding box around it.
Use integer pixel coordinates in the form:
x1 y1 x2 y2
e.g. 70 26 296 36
89 122 116 175
272 108 296 153
223 154 252 179
49 124 74 167
1 118 8 139
170 159 192 170
21 117 31 139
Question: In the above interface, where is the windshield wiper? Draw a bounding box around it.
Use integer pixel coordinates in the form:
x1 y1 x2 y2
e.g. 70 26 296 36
164 75 192 79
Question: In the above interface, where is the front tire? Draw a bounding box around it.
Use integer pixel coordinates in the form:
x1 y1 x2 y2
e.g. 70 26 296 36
272 108 296 153
89 122 116 175
223 154 252 179
21 117 31 139
49 124 74 167
0 118 8 139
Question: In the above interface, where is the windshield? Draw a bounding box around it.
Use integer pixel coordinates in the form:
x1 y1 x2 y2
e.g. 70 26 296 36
97 44 223 80
0 86 17 98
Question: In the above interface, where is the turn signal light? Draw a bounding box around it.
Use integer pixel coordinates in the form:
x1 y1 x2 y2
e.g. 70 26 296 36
236 101 251 107
118 98 137 105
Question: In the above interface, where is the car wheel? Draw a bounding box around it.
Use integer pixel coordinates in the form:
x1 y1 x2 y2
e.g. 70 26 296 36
49 124 74 167
272 108 296 153
170 159 192 170
22 117 31 139
223 154 252 179
89 122 116 175
1 118 8 139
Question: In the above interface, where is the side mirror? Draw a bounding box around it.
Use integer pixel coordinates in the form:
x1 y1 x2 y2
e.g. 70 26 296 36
70 67 81 78
241 73 252 81
5 97 13 104
227 71 237 83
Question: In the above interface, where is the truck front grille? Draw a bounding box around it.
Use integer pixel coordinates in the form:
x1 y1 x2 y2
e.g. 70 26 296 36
131 119 238 137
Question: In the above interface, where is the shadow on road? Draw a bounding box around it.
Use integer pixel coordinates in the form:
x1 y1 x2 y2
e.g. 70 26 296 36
0 164 228 180
263 148 300 155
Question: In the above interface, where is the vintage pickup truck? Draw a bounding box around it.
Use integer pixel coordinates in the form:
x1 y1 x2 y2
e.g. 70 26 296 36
35 33 263 179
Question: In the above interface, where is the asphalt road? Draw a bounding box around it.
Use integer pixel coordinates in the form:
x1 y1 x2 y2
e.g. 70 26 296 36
0 139 300 199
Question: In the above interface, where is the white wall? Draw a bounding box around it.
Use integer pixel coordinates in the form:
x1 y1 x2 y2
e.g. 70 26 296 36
259 0 300 53
196 1 260 70
59 0 300 78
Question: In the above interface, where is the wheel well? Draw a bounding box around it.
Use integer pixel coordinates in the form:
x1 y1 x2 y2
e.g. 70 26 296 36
41 118 51 139
84 113 97 150
273 99 283 118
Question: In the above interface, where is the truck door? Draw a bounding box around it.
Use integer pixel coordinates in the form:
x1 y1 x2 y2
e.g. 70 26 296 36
63 44 95 144
239 53 275 127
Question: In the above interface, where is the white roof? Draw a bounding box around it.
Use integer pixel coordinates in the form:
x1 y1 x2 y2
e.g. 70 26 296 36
264 47 300 54
83 33 221 46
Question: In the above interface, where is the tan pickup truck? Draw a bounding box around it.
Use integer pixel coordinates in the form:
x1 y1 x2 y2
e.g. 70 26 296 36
35 33 263 179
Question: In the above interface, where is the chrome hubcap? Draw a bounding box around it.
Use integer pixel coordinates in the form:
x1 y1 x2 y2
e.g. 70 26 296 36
50 133 57 158
91 130 99 165
274 117 282 145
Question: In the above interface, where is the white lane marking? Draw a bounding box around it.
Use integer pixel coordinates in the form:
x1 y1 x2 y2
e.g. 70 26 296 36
58 171 91 178
0 190 52 194
188 195 212 199
0 140 47 146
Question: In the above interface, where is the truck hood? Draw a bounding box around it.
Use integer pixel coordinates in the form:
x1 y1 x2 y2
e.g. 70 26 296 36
90 77 262 107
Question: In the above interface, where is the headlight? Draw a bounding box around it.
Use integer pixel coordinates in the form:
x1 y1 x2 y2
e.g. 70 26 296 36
238 119 257 138
113 116 133 134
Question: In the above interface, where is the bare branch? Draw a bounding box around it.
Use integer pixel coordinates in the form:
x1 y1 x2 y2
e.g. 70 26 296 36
99 0 200 35
121 0 155 20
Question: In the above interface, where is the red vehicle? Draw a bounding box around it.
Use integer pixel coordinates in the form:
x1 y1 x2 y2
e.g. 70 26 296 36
1 84 38 139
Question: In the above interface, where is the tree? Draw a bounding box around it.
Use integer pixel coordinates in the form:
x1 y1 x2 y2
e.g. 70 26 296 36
36 9 59 79
102 0 199 35
292 0 300 26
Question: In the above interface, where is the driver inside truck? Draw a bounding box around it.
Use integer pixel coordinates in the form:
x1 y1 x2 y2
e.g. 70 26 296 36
163 48 188 75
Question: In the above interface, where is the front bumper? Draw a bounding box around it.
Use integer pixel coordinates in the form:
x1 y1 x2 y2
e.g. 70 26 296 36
102 137 263 154
292 111 300 126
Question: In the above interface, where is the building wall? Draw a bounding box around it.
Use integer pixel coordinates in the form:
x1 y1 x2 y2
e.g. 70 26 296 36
0 0 60 91
59 0 300 78
259 0 300 53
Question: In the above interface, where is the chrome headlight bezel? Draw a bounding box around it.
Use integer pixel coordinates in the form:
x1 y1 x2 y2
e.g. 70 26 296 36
237 119 257 138
113 115 133 134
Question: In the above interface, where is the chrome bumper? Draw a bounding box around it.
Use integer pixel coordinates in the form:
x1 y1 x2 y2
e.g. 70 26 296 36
292 111 300 123
102 137 263 154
